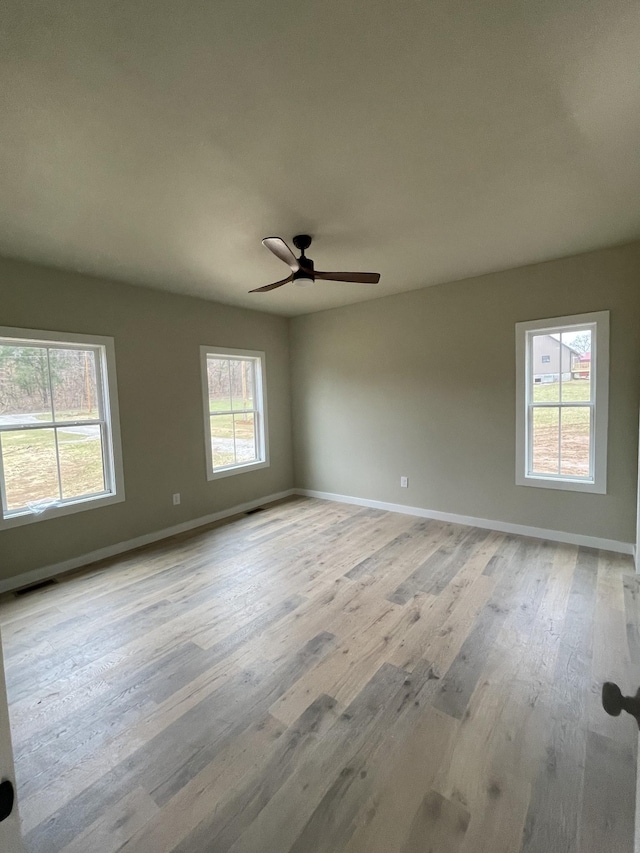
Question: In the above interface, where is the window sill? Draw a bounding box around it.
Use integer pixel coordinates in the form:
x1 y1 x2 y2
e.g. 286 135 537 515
0 490 125 530
516 473 606 495
207 459 270 481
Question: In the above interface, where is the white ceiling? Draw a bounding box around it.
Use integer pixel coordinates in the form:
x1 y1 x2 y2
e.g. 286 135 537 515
1 0 639 316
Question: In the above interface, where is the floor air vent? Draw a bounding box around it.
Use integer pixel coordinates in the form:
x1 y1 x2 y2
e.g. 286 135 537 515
244 507 265 515
14 578 58 597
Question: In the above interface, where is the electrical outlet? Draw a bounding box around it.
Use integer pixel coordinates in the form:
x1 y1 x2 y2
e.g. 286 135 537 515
400 476 408 488
172 493 181 505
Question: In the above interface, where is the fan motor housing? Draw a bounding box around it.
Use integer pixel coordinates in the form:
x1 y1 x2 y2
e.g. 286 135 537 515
293 256 314 284
292 234 312 252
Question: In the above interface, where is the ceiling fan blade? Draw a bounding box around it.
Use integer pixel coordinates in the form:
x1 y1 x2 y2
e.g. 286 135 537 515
262 237 300 273
249 274 294 293
314 271 381 284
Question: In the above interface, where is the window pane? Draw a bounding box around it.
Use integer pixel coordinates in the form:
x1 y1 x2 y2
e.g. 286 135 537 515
560 408 591 478
231 360 255 411
531 334 560 403
0 345 52 423
561 329 592 402
531 407 559 475
1 428 60 511
207 358 231 412
49 349 100 420
234 413 256 462
210 413 235 468
58 425 105 498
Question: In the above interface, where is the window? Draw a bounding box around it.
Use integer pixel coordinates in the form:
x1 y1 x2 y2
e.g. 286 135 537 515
515 311 609 493
0 328 124 528
200 347 269 479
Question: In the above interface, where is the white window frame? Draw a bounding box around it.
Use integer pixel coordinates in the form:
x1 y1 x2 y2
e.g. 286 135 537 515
200 346 269 480
0 327 125 529
515 311 609 494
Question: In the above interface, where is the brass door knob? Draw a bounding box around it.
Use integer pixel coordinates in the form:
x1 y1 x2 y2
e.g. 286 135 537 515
602 682 640 729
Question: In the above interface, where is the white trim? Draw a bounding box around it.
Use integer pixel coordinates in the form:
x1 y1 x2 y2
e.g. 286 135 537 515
0 491 125 531
1 485 632 595
0 488 295 595
295 489 633 555
0 326 125 529
515 311 609 494
199 346 270 481
636 408 640 574
0 631 26 852
636 739 640 853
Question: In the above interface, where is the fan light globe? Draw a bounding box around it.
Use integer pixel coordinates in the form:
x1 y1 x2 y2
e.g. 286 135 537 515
295 276 314 287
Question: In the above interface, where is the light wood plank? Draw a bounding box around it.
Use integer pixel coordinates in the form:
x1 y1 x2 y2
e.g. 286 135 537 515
0 497 634 853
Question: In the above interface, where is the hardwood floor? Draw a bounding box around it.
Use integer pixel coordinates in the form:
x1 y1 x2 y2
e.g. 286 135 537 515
0 496 637 852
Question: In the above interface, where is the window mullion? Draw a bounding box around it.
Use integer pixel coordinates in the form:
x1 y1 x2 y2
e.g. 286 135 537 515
557 406 562 475
526 335 532 476
208 409 259 417
56 417 105 427
252 418 258 462
93 344 105 421
557 333 563 476
0 419 104 433
98 422 110 493
46 346 56 422
46 347 63 500
231 413 237 463
529 401 592 409
559 336 563 407
53 427 63 502
0 435 8 515
590 404 595 480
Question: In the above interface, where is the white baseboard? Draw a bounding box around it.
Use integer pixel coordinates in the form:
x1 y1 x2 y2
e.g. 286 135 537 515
3 485 633 595
295 488 634 556
0 489 296 595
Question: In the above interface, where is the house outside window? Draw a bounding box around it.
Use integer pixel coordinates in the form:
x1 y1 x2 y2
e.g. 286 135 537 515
200 347 269 479
0 327 125 528
515 311 609 493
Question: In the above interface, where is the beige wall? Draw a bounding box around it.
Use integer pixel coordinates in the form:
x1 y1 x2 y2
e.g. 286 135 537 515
2 242 639 583
0 257 293 581
290 242 640 545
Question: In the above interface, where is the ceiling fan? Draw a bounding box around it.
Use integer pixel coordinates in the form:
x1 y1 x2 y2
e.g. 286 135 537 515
249 234 381 293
